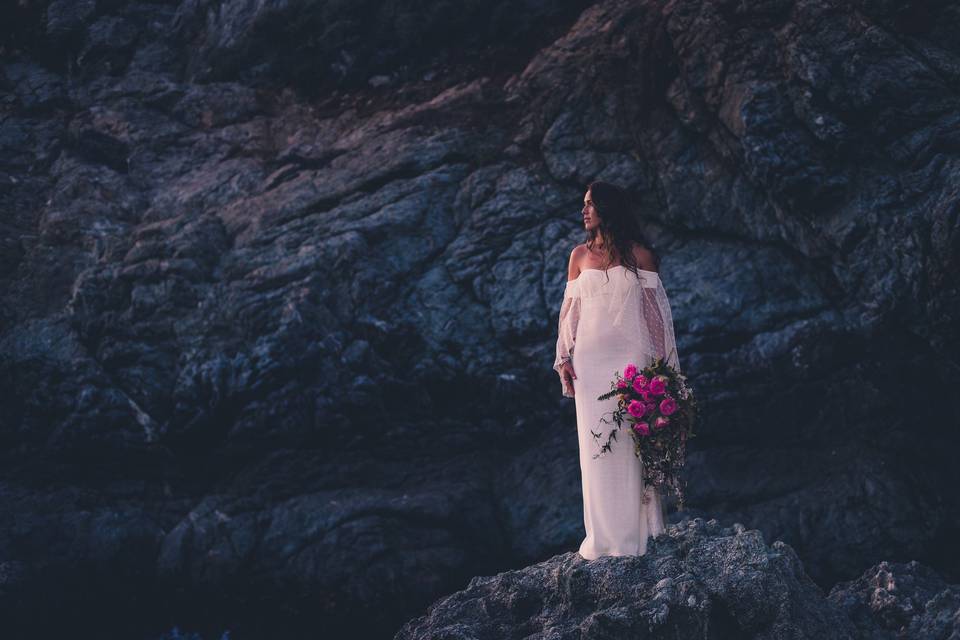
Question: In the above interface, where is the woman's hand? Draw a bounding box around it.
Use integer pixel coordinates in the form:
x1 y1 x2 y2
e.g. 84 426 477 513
561 360 577 396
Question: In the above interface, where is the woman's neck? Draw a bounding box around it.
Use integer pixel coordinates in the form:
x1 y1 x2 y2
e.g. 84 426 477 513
591 241 617 257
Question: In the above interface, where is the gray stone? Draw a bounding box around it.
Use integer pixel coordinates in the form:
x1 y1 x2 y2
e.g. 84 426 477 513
829 560 960 640
396 519 859 640
0 0 958 637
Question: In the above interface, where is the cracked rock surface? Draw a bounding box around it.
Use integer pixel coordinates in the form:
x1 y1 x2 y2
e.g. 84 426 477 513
397 519 960 640
829 559 960 640
1 0 959 637
396 518 860 640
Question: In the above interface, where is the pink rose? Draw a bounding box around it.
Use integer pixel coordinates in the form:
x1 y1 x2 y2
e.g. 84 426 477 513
633 422 650 436
632 377 646 393
648 377 666 395
617 380 628 389
635 374 648 387
640 389 652 402
627 400 646 418
623 364 638 380
654 416 670 430
645 402 657 415
659 397 677 415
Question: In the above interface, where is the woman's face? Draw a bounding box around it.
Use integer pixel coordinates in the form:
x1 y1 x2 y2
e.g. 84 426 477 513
582 189 600 231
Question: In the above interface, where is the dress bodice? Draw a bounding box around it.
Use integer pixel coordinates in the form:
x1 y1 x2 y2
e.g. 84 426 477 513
554 265 680 398
564 265 660 300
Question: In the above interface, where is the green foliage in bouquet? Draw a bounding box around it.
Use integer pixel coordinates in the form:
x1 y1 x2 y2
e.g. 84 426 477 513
590 350 698 511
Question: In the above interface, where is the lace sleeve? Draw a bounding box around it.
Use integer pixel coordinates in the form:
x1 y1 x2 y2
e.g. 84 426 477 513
640 275 681 372
553 279 581 398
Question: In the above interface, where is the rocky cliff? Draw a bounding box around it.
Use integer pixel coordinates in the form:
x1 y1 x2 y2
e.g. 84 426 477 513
397 519 960 640
1 0 959 637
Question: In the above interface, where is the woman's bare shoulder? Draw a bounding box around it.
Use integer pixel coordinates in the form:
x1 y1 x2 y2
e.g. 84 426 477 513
567 244 587 280
631 243 659 272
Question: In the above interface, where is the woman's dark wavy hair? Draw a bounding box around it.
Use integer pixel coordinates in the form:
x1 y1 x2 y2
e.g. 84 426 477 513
585 180 658 283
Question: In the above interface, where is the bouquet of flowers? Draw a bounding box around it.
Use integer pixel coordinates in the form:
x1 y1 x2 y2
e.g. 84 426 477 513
591 349 698 511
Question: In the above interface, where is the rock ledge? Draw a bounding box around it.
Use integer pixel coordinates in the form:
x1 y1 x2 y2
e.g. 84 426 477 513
396 517 858 639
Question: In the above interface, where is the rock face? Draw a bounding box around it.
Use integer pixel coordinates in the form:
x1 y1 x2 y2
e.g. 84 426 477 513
829 559 960 640
1 0 960 637
396 518 861 640
397 519 960 640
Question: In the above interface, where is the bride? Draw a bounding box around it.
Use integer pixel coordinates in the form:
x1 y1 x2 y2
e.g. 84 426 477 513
553 180 682 560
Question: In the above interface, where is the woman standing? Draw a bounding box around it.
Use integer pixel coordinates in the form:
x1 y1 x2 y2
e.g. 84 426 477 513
553 180 682 560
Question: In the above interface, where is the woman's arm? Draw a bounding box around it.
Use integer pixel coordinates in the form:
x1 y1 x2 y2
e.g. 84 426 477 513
641 285 668 362
553 247 582 397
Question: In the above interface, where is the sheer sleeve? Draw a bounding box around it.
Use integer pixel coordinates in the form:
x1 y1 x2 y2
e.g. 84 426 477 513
606 270 681 372
640 275 681 372
553 278 581 398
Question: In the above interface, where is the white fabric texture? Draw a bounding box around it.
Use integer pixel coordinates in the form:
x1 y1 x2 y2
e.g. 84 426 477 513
553 265 681 559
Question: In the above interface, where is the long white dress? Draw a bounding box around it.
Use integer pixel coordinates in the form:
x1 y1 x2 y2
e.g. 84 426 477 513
553 265 682 560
